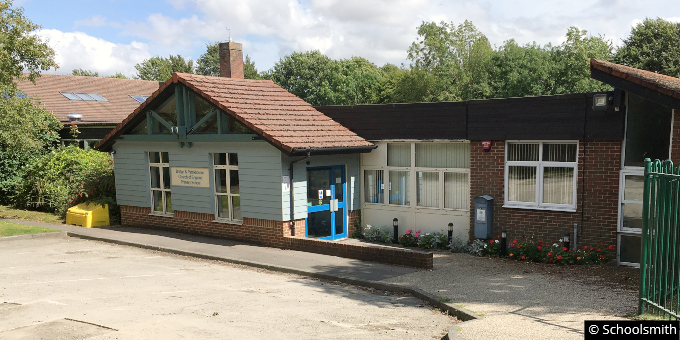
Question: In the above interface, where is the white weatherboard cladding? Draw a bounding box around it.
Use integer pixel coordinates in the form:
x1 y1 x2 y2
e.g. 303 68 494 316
281 153 361 221
112 141 284 221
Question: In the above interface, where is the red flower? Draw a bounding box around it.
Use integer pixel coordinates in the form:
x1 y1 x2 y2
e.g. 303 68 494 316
547 252 553 256
513 240 517 244
583 246 588 249
521 256 526 260
599 242 604 245
608 245 613 250
537 246 542 250
538 240 543 243
562 247 568 251
597 248 601 252
518 245 523 248
557 255 562 260
590 247 594 251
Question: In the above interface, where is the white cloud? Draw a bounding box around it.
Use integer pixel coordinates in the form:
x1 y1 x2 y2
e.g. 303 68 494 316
36 29 151 77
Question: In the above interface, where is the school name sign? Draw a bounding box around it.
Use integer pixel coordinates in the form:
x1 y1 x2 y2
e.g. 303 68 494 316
171 167 209 188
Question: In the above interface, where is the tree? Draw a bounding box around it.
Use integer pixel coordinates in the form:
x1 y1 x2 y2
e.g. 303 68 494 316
615 18 680 77
135 55 193 81
407 20 493 101
106 72 128 79
0 0 58 86
196 42 260 79
72 68 99 77
551 27 613 93
489 40 555 98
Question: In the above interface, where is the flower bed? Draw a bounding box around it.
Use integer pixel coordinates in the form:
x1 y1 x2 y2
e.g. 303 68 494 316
479 236 612 265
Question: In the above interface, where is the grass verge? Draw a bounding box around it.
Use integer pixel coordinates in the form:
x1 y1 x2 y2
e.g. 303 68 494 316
0 205 63 224
0 220 59 237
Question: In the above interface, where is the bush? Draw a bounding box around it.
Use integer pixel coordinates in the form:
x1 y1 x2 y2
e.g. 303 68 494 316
15 146 117 220
398 229 420 247
481 236 612 265
417 231 448 250
364 225 392 243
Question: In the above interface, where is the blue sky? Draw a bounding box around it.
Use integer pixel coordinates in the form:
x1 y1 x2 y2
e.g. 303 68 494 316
14 0 680 78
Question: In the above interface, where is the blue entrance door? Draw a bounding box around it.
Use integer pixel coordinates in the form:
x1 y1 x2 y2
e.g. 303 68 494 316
306 165 346 240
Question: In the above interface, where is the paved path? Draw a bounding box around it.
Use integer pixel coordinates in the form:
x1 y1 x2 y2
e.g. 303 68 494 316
2 218 638 339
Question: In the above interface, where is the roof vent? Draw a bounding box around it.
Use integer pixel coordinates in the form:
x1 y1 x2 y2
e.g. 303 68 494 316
67 113 83 122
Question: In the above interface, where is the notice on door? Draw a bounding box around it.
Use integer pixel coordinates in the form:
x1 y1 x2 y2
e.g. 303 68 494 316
171 167 209 188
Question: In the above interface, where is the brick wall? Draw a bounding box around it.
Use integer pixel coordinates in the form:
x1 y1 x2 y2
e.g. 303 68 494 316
469 140 620 249
120 206 432 268
671 109 680 164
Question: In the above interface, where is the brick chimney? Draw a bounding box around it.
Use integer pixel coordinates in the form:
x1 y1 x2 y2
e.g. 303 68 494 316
219 41 244 79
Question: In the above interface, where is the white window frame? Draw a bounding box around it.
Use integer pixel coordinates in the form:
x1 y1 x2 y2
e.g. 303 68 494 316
149 152 172 216
213 153 242 223
504 141 578 211
363 141 470 211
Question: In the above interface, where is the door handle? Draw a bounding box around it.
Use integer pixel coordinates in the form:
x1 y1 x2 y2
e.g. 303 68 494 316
330 199 338 212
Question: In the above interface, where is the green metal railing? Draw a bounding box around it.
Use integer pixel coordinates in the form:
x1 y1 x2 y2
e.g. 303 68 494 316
640 158 680 318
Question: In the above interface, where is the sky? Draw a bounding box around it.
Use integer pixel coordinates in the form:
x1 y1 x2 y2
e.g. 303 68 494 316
14 0 680 78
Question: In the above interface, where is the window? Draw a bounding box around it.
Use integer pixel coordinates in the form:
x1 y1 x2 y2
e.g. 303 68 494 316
130 95 150 103
363 142 470 210
149 152 172 215
505 142 578 210
60 92 108 102
214 153 241 222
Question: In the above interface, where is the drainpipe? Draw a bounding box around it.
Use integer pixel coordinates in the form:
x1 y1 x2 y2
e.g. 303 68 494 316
289 152 311 236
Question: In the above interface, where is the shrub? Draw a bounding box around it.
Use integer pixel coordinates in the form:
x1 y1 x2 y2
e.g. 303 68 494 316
448 236 471 253
15 146 116 220
418 231 448 250
398 229 420 247
481 235 612 265
364 225 392 243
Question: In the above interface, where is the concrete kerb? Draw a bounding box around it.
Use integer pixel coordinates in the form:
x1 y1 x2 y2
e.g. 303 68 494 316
65 231 478 323
0 231 68 241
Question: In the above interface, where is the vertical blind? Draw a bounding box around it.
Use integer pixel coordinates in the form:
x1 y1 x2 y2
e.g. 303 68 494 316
445 172 468 209
416 143 470 168
387 143 411 167
389 171 410 205
417 171 439 207
364 170 384 203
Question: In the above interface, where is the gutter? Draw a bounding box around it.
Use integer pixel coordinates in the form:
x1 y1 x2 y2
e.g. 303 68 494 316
289 145 377 156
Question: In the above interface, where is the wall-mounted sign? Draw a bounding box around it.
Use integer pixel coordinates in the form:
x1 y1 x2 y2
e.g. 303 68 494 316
171 167 209 188
282 176 291 193
482 140 492 152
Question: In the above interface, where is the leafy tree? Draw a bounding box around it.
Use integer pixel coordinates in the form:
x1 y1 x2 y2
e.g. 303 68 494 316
135 55 194 81
0 0 57 86
72 68 99 77
551 27 613 93
489 40 555 98
196 42 260 79
106 72 128 79
407 20 493 101
615 17 680 77
264 51 344 106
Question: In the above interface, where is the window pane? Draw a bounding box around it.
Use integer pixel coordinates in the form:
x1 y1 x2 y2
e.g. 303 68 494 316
364 170 384 203
229 169 239 194
232 196 241 220
228 115 252 133
333 168 343 200
155 95 178 127
150 166 161 188
416 143 469 168
214 153 227 166
165 192 173 213
216 194 230 218
149 152 160 163
389 171 410 205
193 94 218 133
624 93 672 167
445 172 469 209
387 143 411 167
542 167 574 205
507 143 538 161
508 166 536 202
228 153 238 166
163 167 171 189
622 203 642 230
624 175 644 202
161 152 169 163
215 169 227 193
543 144 577 162
619 234 641 264
152 190 163 212
417 172 439 207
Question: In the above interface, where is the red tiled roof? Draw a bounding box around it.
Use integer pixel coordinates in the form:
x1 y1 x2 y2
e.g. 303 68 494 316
96 73 374 154
590 59 680 100
16 74 160 125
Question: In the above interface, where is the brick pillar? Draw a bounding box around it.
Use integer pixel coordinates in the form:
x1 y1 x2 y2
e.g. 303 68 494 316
219 41 244 79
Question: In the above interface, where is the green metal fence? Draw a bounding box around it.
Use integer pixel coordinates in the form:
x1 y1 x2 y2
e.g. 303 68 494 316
640 158 680 318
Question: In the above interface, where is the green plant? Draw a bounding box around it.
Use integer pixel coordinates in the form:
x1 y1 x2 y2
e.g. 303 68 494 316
418 231 448 250
364 225 392 243
482 235 612 265
398 229 420 247
351 210 364 239
448 237 472 253
14 146 116 219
